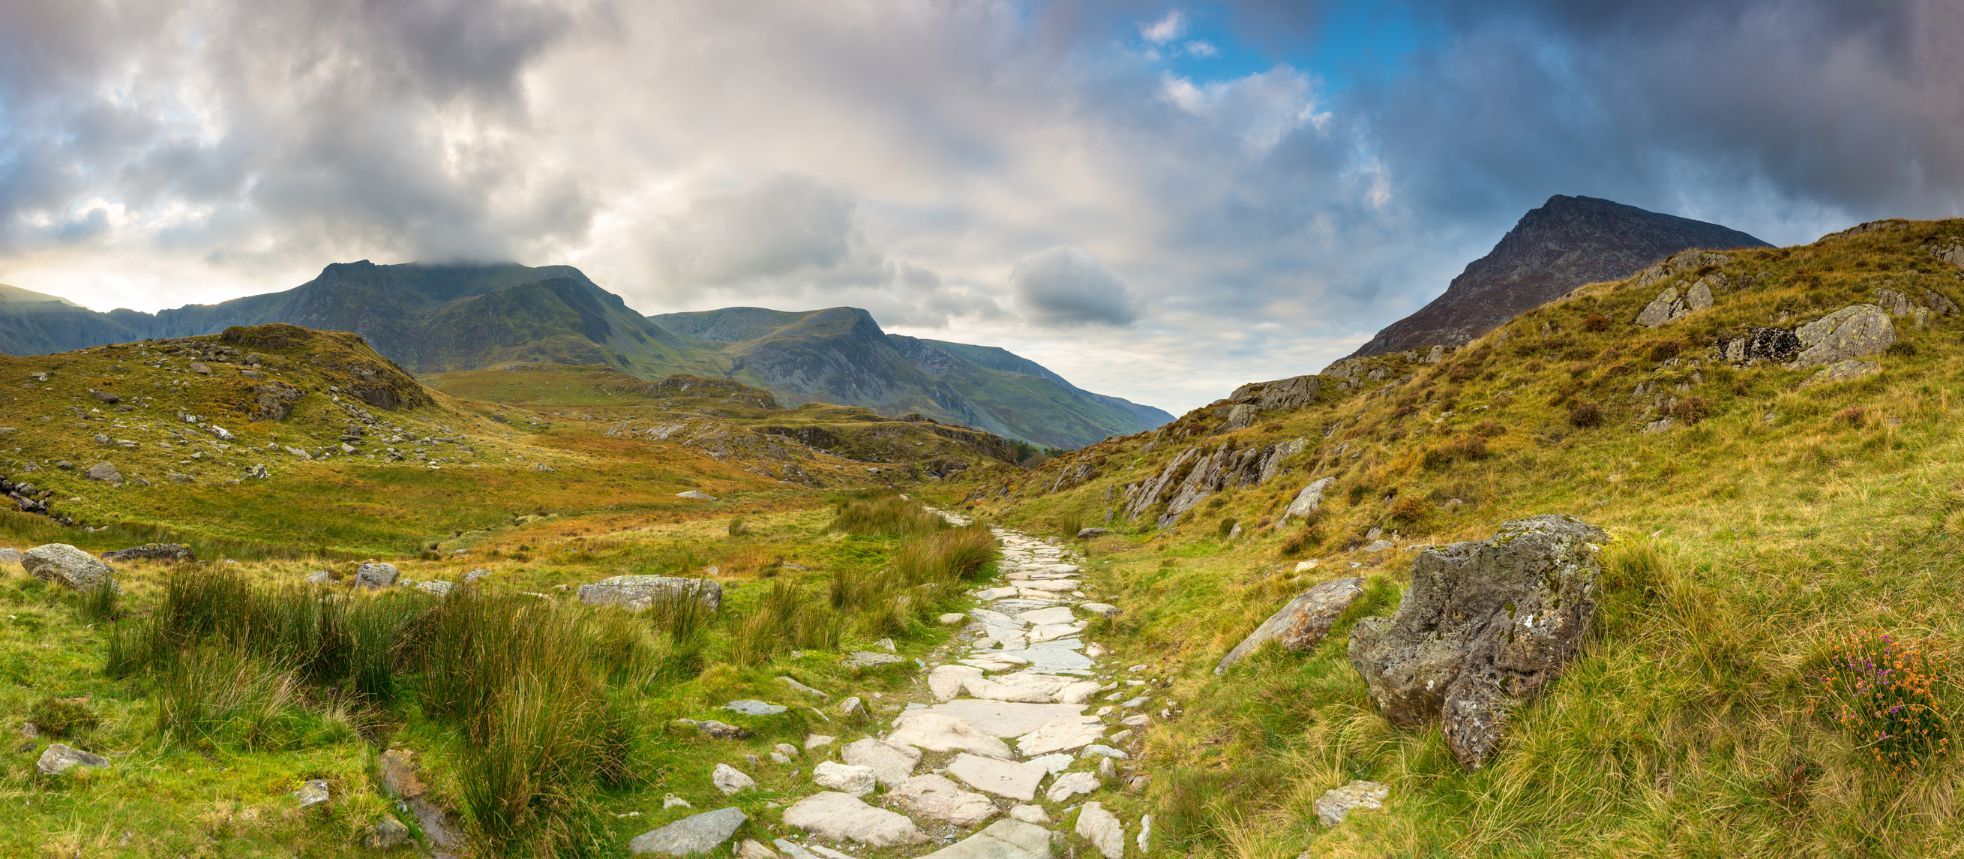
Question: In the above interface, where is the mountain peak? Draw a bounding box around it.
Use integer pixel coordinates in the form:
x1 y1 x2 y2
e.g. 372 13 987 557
1341 196 1769 360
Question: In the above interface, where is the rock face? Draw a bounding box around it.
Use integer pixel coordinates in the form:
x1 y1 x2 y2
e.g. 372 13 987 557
1122 437 1305 527
578 575 723 612
782 791 927 848
629 807 748 856
1718 327 1801 365
1349 515 1608 768
1793 304 1894 367
1226 374 1324 414
1344 195 1767 359
23 544 115 591
1215 577 1365 674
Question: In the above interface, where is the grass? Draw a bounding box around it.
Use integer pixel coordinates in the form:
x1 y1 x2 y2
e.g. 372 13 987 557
954 217 1964 855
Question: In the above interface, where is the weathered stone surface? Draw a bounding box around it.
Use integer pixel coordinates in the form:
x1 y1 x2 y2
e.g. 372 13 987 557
736 840 781 859
813 761 877 797
930 665 984 701
1718 327 1800 365
36 743 109 776
1276 477 1334 527
782 791 927 848
725 700 787 716
677 718 749 739
354 562 399 589
842 737 921 788
1314 780 1388 826
846 650 904 668
1635 286 1684 327
1015 715 1104 757
676 489 718 501
295 779 331 809
1349 515 1607 768
1074 528 1109 540
1045 770 1100 803
1009 804 1049 824
83 462 122 485
888 712 1012 759
712 763 757 795
946 753 1047 801
924 700 1087 739
1074 802 1125 859
364 817 410 850
101 543 194 563
921 819 1054 858
1215 577 1365 674
1793 304 1894 367
579 575 722 612
0 547 19 566
1228 374 1324 412
630 807 748 855
886 773 998 827
23 544 115 591
378 748 426 798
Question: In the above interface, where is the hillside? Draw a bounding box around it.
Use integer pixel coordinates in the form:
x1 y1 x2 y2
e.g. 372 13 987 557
1344 194 1770 360
0 268 1167 448
952 219 1964 855
656 306 1173 449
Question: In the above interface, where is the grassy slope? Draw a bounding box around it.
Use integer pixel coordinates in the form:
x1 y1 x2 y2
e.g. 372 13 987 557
951 218 1964 856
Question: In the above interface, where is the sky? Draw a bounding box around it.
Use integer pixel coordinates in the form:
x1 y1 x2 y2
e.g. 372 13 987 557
2 0 1961 414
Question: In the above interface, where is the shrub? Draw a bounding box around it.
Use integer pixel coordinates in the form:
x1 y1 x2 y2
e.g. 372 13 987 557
1669 396 1710 426
1811 629 1950 773
1568 401 1604 428
1582 313 1611 332
727 517 750 537
828 494 946 537
1422 437 1491 470
1387 495 1429 527
1217 518 1239 539
1649 340 1682 363
29 696 99 738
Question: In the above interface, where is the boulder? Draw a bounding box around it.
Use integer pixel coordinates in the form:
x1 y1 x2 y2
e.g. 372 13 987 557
1634 286 1685 327
295 779 331 809
1931 242 1964 268
248 382 304 421
630 807 748 856
1718 327 1800 365
886 773 997 827
354 562 399 589
1214 577 1365 674
101 543 195 563
1227 374 1324 412
83 462 123 485
1275 477 1335 527
1793 304 1894 367
1348 515 1607 768
1314 780 1388 826
36 743 109 776
1074 802 1125 859
578 575 722 612
711 763 756 795
23 544 115 591
782 791 927 848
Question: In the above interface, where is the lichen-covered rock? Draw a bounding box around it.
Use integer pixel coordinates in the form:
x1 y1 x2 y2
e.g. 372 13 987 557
1793 304 1894 367
578 575 722 612
1349 515 1607 768
1215 577 1365 674
1314 780 1388 826
23 544 115 591
1718 327 1800 365
354 562 399 589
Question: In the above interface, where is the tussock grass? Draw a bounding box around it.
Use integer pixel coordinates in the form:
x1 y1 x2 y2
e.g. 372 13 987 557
829 493 948 537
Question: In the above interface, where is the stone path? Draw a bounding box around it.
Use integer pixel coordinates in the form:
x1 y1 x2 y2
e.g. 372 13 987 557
728 514 1151 858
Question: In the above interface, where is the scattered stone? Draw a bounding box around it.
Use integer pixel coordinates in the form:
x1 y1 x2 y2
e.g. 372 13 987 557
188 362 212 375
930 665 984 701
1074 802 1125 859
677 490 718 501
664 794 692 809
780 676 830 699
677 718 749 739
843 738 920 787
1137 814 1152 854
101 543 194 563
579 575 723 612
35 743 109 776
939 612 968 625
1793 304 1894 367
813 761 878 797
1314 780 1389 826
24 544 117 592
782 791 927 849
1349 515 1607 768
305 569 333 584
295 779 331 809
414 580 454 597
736 840 781 859
0 547 19 566
1080 603 1119 619
83 462 122 485
725 700 787 716
463 568 491 584
712 763 757 795
846 651 904 668
838 696 868 721
1215 577 1365 674
1009 804 1050 825
364 817 410 850
887 773 997 827
1046 771 1100 803
354 562 399 589
805 734 836 752
89 390 120 404
1075 528 1110 540
629 807 748 856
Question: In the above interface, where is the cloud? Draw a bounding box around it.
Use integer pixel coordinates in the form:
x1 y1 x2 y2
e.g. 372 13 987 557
1140 10 1187 45
1010 246 1143 327
649 174 865 286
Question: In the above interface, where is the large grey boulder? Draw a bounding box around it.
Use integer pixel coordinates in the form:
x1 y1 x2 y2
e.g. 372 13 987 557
578 575 722 612
629 807 748 856
1793 304 1894 367
1215 577 1365 674
353 562 399 589
1275 477 1334 527
1349 515 1607 768
23 544 115 591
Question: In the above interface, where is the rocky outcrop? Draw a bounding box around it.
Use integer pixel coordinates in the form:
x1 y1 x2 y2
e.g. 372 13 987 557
1122 438 1306 527
1275 477 1334 527
101 543 195 563
1349 515 1607 768
1717 327 1800 365
1047 461 1097 494
1215 577 1364 674
1227 374 1324 413
1931 242 1964 268
248 382 304 421
23 544 115 591
1634 274 1719 327
578 575 723 612
1793 304 1894 367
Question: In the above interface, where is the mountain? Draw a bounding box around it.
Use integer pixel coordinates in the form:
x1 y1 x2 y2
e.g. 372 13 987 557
0 264 1168 449
653 307 1173 450
1343 194 1770 360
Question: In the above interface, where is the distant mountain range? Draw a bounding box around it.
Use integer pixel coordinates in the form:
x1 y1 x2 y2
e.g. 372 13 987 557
1343 195 1770 360
0 263 1170 449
